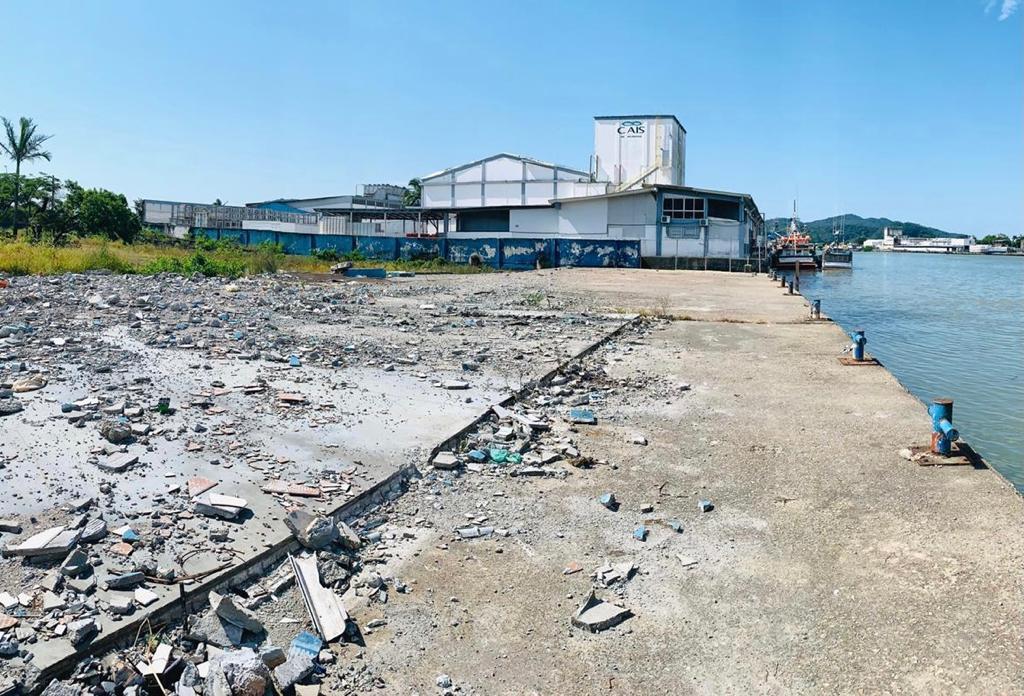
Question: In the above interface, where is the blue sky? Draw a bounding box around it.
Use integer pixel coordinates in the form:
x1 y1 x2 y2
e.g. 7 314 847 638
1 0 1020 235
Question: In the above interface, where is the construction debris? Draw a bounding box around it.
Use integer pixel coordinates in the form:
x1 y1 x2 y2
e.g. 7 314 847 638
290 554 349 643
571 591 632 632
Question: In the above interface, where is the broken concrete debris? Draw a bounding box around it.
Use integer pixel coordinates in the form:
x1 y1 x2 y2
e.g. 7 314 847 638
195 493 249 520
2 525 81 558
572 591 632 632
431 451 461 470
291 553 349 643
286 510 337 549
67 618 99 646
210 590 265 634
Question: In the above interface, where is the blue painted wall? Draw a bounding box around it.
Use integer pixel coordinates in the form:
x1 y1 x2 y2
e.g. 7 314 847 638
314 235 355 254
448 238 500 266
279 232 312 255
187 229 639 270
355 236 400 260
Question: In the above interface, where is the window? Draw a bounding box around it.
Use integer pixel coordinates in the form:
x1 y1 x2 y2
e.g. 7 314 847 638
664 196 705 220
707 198 740 221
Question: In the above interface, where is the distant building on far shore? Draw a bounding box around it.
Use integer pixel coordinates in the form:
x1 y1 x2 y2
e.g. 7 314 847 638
862 226 974 253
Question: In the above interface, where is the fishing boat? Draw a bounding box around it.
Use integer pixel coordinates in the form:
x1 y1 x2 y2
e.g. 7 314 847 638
771 204 818 270
821 215 853 269
821 244 854 269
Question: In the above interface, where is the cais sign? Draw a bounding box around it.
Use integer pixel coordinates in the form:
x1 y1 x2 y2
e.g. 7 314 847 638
617 120 646 137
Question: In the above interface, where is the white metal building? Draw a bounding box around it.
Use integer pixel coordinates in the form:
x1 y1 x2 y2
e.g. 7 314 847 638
417 114 761 261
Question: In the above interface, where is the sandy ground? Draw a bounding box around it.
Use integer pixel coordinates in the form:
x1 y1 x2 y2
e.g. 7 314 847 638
2 267 1021 695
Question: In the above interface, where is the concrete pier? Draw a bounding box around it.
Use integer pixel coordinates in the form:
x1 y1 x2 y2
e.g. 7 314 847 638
342 269 1024 694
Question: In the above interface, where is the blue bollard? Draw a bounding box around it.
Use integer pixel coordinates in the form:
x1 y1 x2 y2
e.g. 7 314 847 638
928 398 959 456
850 328 867 361
811 299 821 319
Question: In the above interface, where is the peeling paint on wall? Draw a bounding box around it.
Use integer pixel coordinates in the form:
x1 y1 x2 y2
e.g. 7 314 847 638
194 229 640 270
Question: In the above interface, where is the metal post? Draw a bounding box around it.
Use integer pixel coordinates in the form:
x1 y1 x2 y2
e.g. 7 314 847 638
928 398 959 456
795 274 800 293
788 280 794 295
850 328 866 361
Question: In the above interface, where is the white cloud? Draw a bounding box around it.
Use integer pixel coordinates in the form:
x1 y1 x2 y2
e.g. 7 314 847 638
985 0 997 13
998 0 1019 20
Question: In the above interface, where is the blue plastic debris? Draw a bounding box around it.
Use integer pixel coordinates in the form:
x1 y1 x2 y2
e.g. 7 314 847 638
569 408 596 425
467 449 487 463
288 355 301 367
344 267 387 279
698 499 714 513
599 493 617 510
232 330 245 341
121 528 140 542
290 630 322 657
668 519 684 533
633 525 648 541
489 449 508 464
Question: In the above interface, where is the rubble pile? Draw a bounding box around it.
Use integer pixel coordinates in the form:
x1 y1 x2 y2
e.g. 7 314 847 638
0 270 670 694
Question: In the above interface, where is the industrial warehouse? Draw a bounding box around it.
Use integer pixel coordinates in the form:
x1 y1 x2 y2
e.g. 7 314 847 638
141 114 764 270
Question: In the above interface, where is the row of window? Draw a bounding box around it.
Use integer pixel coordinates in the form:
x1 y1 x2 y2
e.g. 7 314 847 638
663 196 705 220
663 197 742 222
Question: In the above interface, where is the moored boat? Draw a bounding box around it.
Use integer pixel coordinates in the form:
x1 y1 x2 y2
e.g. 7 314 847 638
821 215 853 269
822 245 853 269
771 205 818 270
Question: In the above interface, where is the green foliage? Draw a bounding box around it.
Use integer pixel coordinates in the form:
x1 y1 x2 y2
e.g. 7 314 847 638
311 247 342 262
1 116 53 237
403 178 421 207
81 240 135 273
139 251 246 278
64 185 141 242
977 234 1020 246
246 245 280 275
522 290 546 306
134 227 186 247
193 235 244 252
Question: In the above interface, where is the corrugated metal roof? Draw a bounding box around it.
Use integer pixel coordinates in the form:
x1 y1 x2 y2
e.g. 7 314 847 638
420 152 590 182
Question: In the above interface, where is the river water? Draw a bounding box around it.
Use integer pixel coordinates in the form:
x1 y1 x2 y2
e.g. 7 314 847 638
795 252 1024 489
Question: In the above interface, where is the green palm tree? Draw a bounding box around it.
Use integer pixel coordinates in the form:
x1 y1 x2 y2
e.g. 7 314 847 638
403 178 421 207
1 117 53 237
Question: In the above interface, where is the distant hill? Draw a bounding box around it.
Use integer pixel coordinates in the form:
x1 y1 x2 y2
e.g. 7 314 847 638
764 214 967 244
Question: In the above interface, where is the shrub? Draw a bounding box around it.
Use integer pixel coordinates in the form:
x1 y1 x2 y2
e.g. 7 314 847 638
311 247 342 262
247 246 280 275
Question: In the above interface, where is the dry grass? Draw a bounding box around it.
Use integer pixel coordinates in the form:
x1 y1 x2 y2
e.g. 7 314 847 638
0 238 490 278
0 238 333 277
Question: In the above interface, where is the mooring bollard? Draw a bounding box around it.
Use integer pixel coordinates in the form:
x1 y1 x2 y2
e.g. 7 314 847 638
850 328 867 361
928 398 960 456
811 299 821 319
795 275 800 293
788 280 794 295
779 276 786 288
